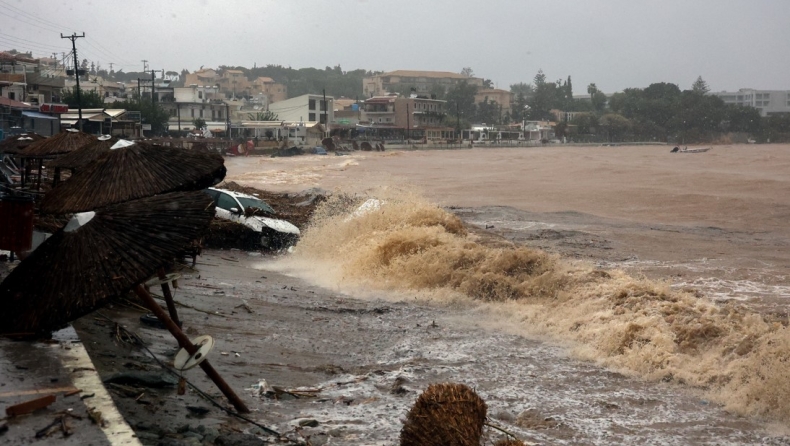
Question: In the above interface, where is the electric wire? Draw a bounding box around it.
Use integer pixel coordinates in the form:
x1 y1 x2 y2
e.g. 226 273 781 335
94 311 282 438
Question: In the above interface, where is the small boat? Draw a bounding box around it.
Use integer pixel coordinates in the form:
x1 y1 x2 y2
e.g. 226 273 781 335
671 146 710 153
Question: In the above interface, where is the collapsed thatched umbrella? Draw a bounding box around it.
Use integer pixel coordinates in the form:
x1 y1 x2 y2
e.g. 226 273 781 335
400 383 487 446
0 191 214 335
0 132 46 155
40 140 226 214
47 135 118 172
18 129 97 158
16 129 97 191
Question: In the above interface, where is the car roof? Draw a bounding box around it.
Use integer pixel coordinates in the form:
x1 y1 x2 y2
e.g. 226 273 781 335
208 187 260 201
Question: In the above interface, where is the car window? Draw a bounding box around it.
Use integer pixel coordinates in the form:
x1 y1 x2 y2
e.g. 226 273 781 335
236 197 275 214
203 189 220 204
216 193 238 211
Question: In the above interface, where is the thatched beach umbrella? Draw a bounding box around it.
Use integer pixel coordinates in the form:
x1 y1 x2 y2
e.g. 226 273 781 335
40 140 226 214
18 129 97 158
0 190 215 335
47 135 118 172
0 132 45 155
16 129 97 191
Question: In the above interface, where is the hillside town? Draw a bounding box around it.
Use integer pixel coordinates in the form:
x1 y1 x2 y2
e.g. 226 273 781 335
4 49 788 149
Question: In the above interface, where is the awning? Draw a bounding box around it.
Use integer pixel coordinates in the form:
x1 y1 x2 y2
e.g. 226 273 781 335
22 111 58 121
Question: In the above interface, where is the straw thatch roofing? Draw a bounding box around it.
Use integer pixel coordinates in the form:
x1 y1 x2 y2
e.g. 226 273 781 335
400 383 487 446
18 130 97 158
47 136 119 170
40 140 226 214
0 191 215 334
0 132 46 155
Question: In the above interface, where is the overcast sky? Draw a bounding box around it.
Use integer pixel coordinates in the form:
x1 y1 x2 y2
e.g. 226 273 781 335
1 0 788 94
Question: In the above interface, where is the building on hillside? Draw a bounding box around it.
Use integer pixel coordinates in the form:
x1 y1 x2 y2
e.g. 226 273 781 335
359 94 454 140
183 69 219 88
710 89 790 117
160 85 229 133
363 70 484 98
474 88 513 115
251 77 287 103
218 69 250 98
268 94 334 127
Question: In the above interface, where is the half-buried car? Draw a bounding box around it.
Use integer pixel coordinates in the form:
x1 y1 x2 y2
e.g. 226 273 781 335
203 187 300 249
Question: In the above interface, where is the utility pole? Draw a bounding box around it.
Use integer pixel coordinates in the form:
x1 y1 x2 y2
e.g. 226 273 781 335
406 103 410 142
108 62 114 72
137 78 141 100
61 32 85 131
141 60 148 72
322 89 328 137
150 69 156 106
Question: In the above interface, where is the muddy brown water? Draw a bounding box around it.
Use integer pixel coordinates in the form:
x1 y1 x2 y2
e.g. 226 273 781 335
69 144 790 444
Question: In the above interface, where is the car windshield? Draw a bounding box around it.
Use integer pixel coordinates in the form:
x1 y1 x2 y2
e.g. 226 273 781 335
236 197 275 214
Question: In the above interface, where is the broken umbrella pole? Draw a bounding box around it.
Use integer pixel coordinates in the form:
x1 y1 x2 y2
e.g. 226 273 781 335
133 284 249 414
156 267 181 327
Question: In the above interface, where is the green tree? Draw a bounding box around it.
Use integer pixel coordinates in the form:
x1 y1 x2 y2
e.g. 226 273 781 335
475 99 500 125
247 111 279 121
112 96 171 135
61 88 105 108
692 76 710 95
193 118 207 129
445 80 478 123
570 112 598 135
461 67 475 78
598 113 632 141
527 70 556 120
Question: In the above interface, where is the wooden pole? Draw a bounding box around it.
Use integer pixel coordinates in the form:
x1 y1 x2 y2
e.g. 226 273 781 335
133 284 249 413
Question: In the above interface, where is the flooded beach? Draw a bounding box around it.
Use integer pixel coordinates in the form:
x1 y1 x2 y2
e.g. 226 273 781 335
217 144 790 442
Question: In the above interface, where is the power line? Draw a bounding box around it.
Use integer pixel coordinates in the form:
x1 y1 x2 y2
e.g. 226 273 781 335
0 10 62 34
0 0 63 30
0 32 63 52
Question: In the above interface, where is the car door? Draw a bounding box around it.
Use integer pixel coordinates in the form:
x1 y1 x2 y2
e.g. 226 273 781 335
215 192 242 223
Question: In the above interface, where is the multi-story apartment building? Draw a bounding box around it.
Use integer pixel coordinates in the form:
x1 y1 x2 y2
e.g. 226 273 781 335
710 89 790 117
360 94 451 140
251 77 287 104
159 85 228 132
268 94 334 125
363 70 483 98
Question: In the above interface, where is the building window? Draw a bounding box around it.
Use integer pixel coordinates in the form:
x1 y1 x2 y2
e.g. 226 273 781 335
200 110 204 118
320 100 327 111
198 91 203 99
309 112 316 121
309 99 316 110
8 92 14 100
320 114 326 124
191 108 195 118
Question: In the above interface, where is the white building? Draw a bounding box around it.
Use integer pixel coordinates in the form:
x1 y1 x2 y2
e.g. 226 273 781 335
710 89 790 117
268 94 334 128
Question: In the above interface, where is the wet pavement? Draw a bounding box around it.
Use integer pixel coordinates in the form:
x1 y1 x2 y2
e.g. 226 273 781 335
0 326 138 445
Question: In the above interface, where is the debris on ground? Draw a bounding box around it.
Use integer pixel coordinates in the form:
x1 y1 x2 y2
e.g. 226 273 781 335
5 394 57 417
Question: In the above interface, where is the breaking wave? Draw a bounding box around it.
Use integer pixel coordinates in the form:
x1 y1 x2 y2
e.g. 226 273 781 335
276 188 790 421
